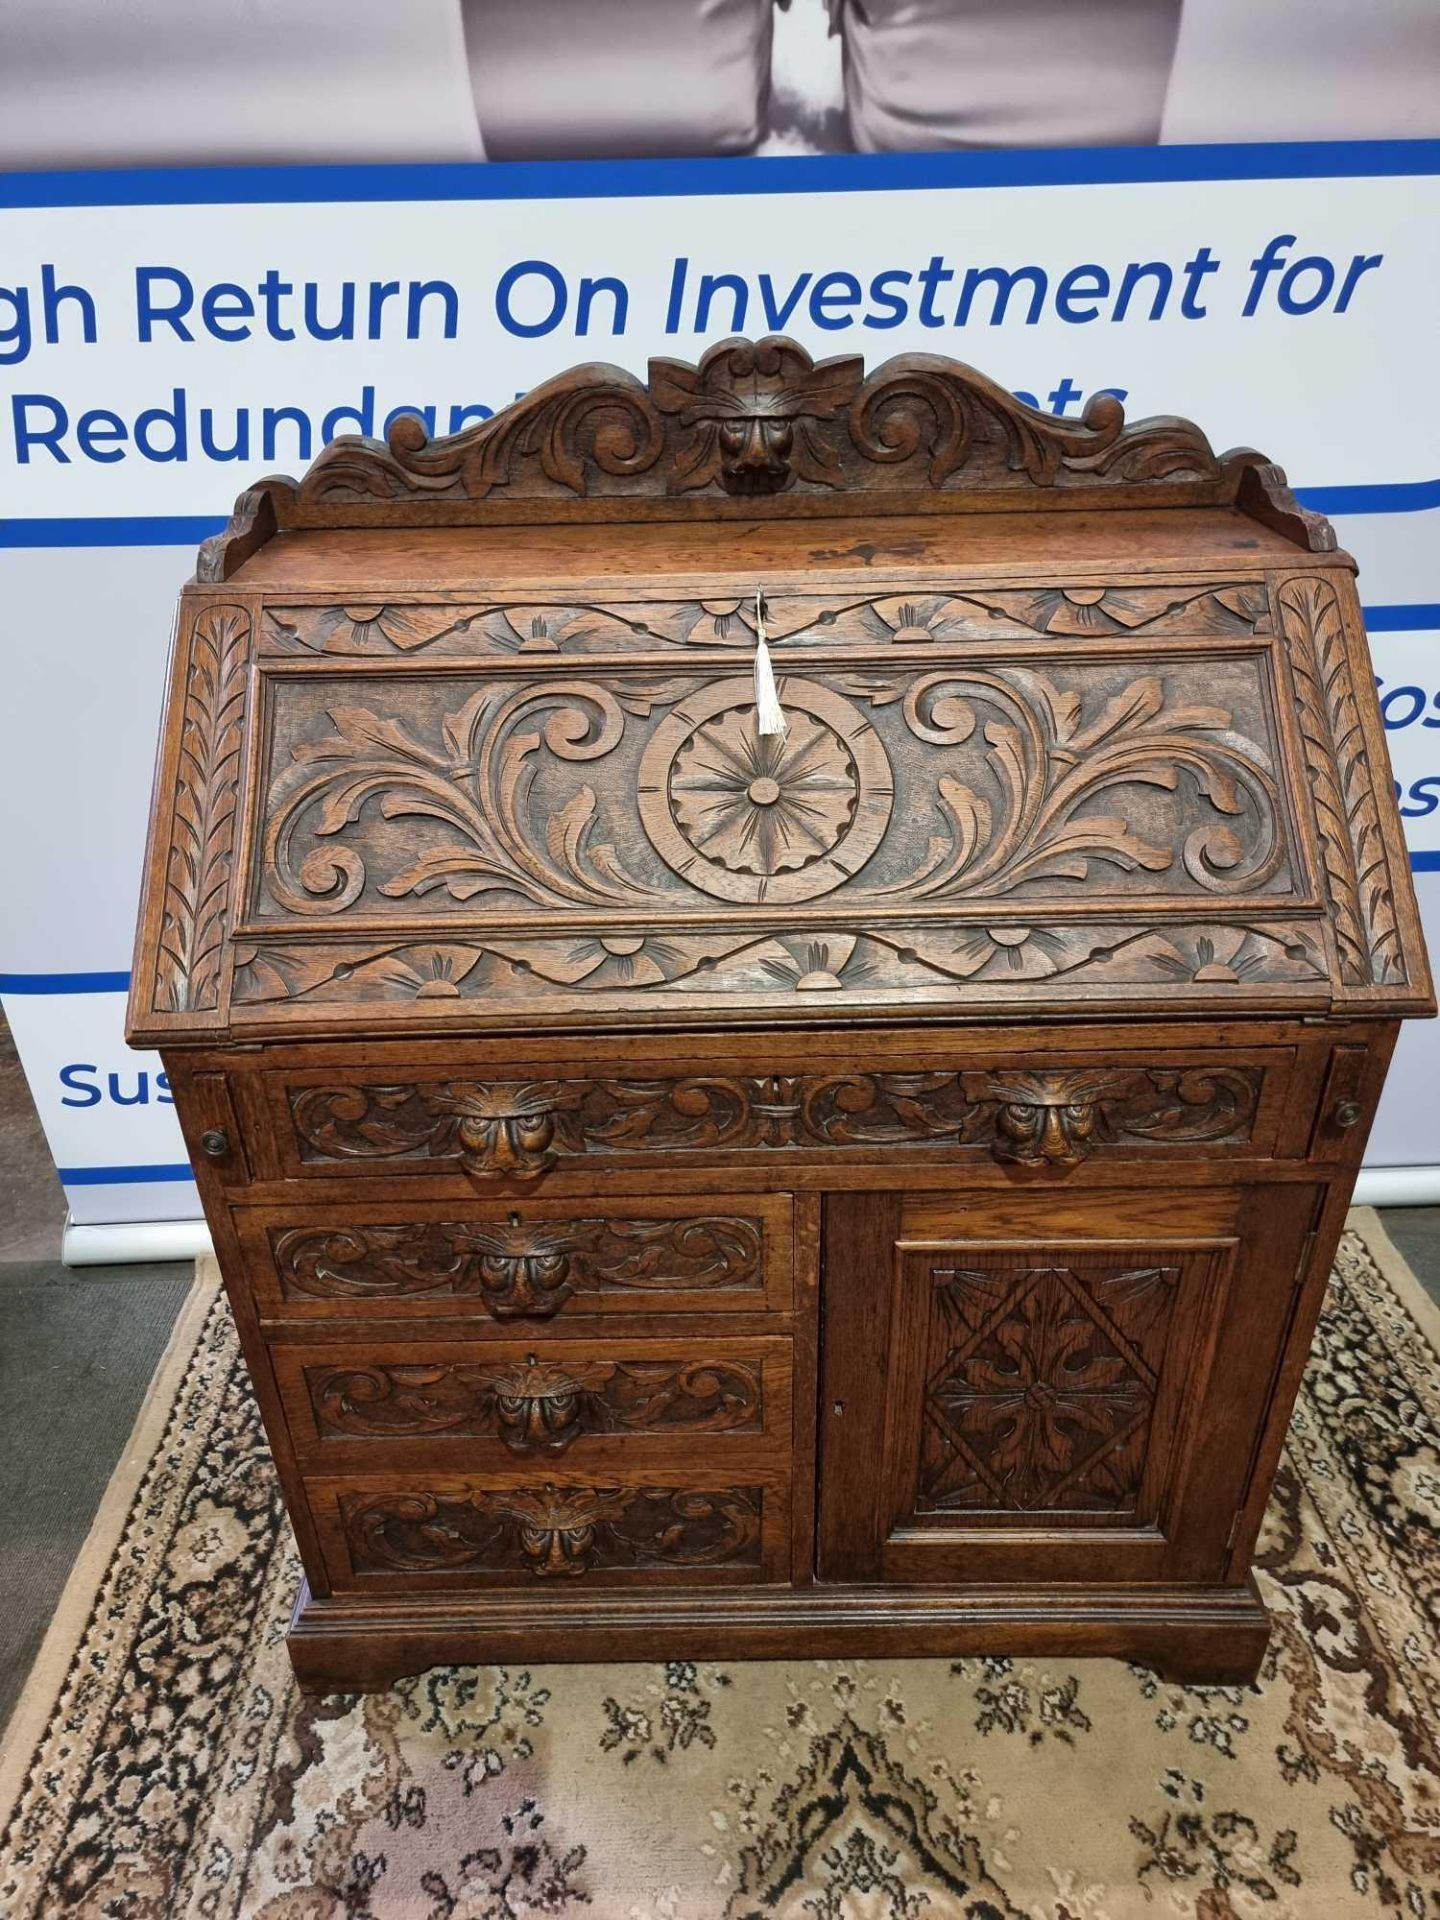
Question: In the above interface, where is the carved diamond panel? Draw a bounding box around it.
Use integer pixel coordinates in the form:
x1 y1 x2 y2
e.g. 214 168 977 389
917 1260 1181 1515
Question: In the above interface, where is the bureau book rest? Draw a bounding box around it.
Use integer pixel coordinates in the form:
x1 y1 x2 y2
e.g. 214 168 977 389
129 336 1432 1692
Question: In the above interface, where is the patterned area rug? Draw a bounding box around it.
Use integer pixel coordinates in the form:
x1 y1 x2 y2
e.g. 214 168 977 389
1 1210 1437 1919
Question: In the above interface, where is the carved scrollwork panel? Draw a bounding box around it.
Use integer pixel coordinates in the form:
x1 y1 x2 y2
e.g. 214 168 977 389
285 1066 1260 1171
154 604 250 1013
305 1352 764 1449
286 1079 574 1180
251 655 1291 931
341 1482 765 1578
918 1261 1182 1515
270 1213 766 1312
270 336 1236 514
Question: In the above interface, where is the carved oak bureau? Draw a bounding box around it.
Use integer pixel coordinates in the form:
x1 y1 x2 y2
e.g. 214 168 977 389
129 336 1432 1692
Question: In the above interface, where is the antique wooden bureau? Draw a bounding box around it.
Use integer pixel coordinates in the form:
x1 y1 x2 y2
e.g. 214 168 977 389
129 336 1431 1692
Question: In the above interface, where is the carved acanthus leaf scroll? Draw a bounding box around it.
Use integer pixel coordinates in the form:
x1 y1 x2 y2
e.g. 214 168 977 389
154 604 249 1012
262 676 671 919
342 1482 764 1578
1278 575 1405 986
240 336 1263 518
842 666 1284 905
307 1353 763 1450
272 1213 764 1312
970 1067 1259 1168
288 1066 1261 1170
305 363 664 507
256 663 1286 924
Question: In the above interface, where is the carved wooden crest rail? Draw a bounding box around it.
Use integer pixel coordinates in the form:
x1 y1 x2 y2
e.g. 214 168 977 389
130 335 1432 1692
197 335 1333 565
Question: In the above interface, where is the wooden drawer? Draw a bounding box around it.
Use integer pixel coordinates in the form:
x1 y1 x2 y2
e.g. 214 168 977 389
238 1192 793 1323
305 1466 793 1591
273 1333 792 1467
266 1049 1291 1182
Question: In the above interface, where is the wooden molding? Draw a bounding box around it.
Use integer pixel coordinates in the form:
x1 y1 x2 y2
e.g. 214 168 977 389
196 334 1335 575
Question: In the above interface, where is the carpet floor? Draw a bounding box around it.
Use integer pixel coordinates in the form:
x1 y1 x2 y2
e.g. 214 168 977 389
0 1210 1436 1919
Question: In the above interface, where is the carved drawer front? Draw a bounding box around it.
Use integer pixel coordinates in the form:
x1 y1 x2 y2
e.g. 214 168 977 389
273 1334 790 1467
271 1052 1285 1181
240 1193 792 1322
305 1467 791 1591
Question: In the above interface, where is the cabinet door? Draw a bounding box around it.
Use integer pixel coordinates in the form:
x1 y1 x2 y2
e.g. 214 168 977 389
816 1183 1319 1587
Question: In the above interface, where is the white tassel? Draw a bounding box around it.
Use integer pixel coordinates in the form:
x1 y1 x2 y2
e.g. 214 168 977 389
753 588 788 737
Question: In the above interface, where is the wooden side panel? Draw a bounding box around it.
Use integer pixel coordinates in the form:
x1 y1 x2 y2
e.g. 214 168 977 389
816 1191 902 1581
127 597 254 1040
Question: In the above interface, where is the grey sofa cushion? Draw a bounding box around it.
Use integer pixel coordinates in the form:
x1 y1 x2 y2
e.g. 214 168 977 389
838 0 1183 151
463 0 775 159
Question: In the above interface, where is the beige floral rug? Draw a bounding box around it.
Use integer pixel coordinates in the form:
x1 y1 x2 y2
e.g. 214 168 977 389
1 1209 1437 1919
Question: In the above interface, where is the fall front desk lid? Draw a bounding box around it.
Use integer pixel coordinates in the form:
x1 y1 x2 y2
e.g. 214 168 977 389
128 338 1431 1042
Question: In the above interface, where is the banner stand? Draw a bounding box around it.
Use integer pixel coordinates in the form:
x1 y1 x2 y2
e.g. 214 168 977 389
61 1214 213 1267
5 147 1440 1257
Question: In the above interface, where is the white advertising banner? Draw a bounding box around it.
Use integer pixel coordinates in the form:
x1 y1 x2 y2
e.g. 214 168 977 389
1 144 1437 1241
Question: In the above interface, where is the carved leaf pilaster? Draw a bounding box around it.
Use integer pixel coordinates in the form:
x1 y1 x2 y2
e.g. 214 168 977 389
1278 576 1404 986
154 604 249 1012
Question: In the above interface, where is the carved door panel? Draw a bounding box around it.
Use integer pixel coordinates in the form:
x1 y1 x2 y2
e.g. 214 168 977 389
816 1182 1319 1586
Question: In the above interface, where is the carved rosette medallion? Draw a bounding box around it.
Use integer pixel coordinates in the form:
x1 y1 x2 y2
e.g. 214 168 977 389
638 678 893 903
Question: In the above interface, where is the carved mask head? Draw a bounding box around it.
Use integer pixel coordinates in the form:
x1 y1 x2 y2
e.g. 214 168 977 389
493 1357 586 1453
649 337 863 497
